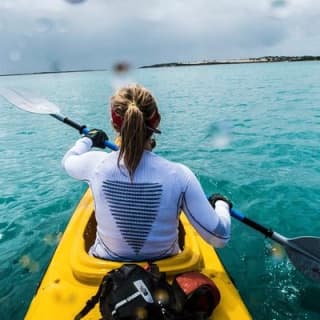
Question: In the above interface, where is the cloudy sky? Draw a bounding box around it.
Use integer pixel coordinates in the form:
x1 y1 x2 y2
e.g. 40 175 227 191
0 0 320 74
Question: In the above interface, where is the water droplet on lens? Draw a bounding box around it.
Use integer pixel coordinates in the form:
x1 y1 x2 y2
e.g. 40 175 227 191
269 0 289 18
43 232 63 245
56 20 68 33
43 234 56 245
135 307 148 319
271 0 287 8
207 121 232 149
19 254 40 273
19 255 31 267
111 61 134 91
9 50 21 62
65 0 87 4
35 17 54 33
268 243 286 262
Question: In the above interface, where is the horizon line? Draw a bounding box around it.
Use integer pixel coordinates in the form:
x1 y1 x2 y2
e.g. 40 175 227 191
1 55 319 77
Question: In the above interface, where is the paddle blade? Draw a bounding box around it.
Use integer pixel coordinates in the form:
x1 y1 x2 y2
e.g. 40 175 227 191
0 88 60 115
286 237 320 281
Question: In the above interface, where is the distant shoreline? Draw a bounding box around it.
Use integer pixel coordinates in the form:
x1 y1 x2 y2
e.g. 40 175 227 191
1 56 319 76
140 55 320 69
0 68 107 77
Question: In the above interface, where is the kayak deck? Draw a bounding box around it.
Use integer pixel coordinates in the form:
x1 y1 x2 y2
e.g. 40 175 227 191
25 189 252 319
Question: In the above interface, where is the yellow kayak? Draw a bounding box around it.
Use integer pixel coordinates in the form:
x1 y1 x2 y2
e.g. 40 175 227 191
25 189 252 319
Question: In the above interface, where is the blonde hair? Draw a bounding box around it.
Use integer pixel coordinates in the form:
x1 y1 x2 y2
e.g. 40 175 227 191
110 84 160 180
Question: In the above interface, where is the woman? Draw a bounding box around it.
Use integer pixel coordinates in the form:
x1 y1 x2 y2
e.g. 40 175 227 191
62 84 231 261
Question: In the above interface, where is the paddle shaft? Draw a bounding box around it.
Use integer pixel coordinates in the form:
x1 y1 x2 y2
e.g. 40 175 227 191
51 113 119 151
231 208 274 238
51 113 84 132
231 208 296 246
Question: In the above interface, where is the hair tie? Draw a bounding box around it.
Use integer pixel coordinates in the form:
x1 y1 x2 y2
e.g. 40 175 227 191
128 102 137 110
111 102 137 130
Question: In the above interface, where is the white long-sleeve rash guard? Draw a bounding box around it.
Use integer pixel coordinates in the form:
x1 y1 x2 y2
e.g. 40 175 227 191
62 137 231 261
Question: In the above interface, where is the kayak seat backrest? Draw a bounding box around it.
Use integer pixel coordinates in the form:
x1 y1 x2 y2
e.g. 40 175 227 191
84 212 97 252
83 212 186 253
178 219 186 250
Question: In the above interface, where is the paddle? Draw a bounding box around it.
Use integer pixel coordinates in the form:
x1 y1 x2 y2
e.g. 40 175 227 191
0 87 119 151
230 208 320 281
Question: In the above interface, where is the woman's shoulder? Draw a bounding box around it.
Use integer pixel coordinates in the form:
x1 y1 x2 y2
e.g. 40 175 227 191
148 152 194 175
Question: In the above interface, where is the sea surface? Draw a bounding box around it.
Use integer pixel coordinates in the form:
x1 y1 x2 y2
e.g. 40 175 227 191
0 62 320 320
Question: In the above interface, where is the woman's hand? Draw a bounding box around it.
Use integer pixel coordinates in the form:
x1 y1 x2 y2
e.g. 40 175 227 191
208 194 233 209
85 129 108 149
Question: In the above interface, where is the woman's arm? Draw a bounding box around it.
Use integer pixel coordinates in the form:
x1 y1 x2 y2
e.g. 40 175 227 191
180 165 231 248
62 137 105 181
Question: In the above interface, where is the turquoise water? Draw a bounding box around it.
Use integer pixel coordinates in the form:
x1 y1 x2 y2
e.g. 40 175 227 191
0 62 320 319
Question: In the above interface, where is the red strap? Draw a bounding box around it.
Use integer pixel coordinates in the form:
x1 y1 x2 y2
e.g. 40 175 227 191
111 109 123 130
175 272 216 295
111 108 160 132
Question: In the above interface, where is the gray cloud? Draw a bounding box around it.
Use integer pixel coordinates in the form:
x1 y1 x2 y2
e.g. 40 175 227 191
0 0 319 74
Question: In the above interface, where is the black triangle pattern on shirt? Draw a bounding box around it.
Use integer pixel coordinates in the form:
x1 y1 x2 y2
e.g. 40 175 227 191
102 180 162 254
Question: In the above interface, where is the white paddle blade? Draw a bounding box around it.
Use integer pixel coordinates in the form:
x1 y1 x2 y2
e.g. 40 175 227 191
286 237 320 281
0 88 60 115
